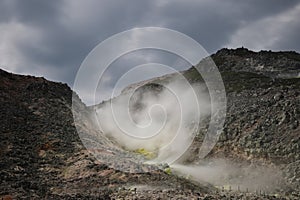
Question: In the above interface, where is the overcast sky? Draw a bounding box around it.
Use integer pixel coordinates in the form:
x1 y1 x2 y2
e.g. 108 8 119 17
1 0 299 104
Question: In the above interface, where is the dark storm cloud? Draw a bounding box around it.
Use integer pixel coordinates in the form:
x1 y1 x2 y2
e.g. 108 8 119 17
274 23 300 51
0 0 299 103
1 0 157 84
147 0 300 51
0 1 13 23
8 0 64 26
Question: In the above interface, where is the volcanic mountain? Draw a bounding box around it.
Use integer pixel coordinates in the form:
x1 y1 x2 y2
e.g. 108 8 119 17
0 47 299 199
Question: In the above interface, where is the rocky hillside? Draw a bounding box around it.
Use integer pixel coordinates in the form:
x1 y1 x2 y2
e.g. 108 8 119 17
0 69 214 199
190 48 300 182
214 47 300 78
196 48 299 195
107 48 300 196
0 47 299 199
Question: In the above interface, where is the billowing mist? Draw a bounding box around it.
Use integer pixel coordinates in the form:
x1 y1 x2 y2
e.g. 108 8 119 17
95 77 211 164
93 76 285 193
172 159 285 193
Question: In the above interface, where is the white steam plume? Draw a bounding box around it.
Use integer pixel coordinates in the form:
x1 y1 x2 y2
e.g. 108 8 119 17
96 77 211 165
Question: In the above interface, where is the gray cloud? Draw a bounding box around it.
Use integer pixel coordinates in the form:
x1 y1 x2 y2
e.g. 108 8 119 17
0 0 299 103
226 3 300 51
8 0 64 26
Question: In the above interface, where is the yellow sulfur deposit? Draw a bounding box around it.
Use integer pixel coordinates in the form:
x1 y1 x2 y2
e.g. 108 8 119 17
134 148 156 159
164 167 172 175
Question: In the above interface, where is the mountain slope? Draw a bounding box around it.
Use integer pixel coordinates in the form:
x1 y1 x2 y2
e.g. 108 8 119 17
0 69 213 199
0 47 299 199
103 48 300 194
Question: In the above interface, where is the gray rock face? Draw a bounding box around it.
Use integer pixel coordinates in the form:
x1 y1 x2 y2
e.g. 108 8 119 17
181 48 300 193
213 47 300 78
